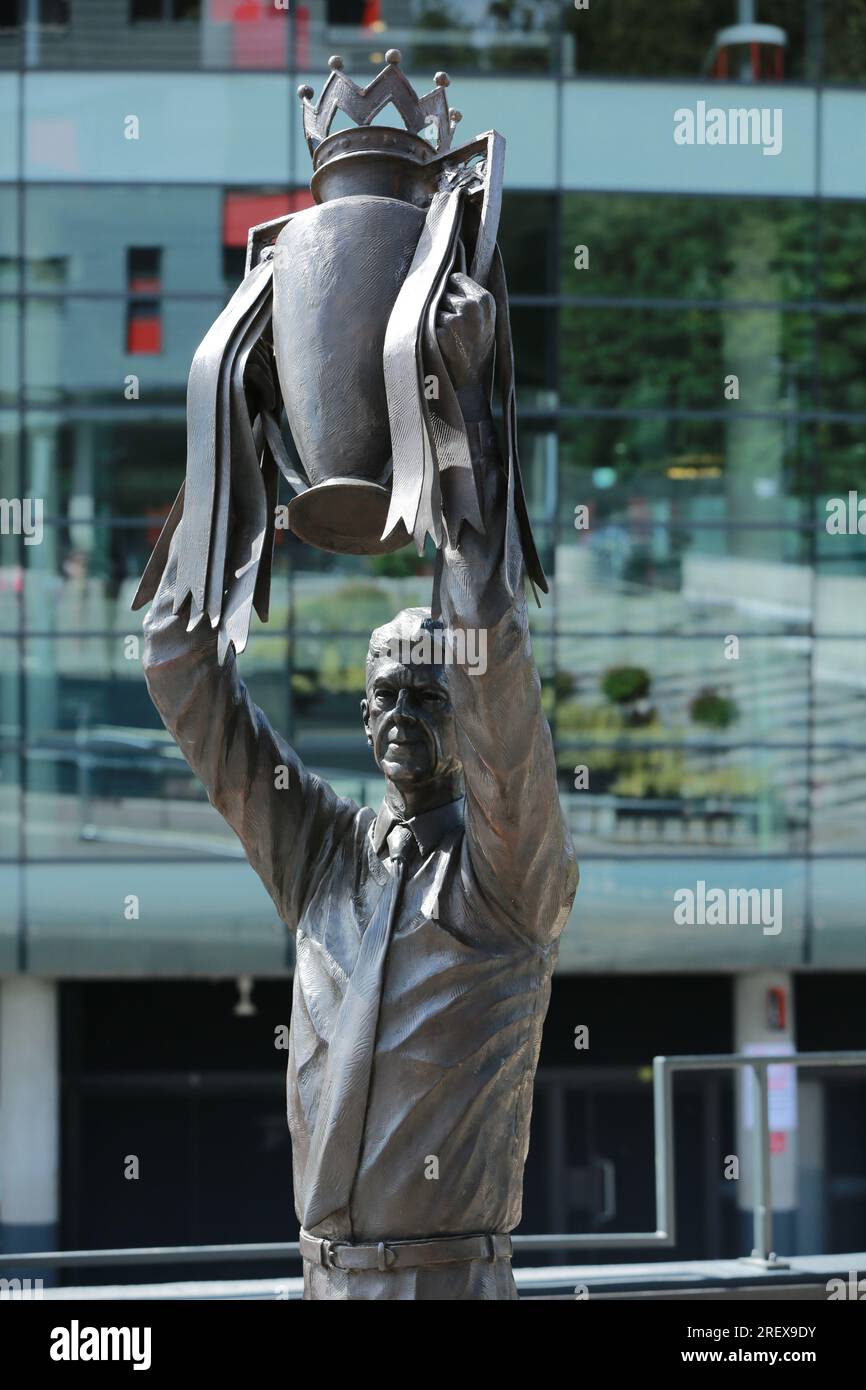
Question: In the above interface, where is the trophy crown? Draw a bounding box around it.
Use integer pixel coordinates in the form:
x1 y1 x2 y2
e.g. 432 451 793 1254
298 51 459 156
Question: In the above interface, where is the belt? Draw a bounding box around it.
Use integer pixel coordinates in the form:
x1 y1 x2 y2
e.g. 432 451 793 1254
300 1229 512 1273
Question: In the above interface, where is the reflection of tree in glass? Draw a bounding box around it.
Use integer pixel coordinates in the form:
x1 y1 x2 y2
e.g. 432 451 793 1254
557 194 820 505
689 688 739 731
824 6 866 83
485 0 554 74
554 699 764 804
370 548 433 579
410 3 471 73
562 0 807 82
601 664 651 706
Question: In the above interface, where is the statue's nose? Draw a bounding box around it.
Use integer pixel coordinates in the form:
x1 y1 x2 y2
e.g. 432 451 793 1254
394 687 418 721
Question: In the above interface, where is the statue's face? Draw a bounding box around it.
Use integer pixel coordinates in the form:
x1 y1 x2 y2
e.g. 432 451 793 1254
361 656 461 788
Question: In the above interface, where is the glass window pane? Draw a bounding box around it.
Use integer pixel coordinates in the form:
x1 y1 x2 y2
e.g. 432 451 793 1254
560 306 814 412
824 7 866 85
562 0 813 83
821 201 866 305
559 418 808 526
499 191 558 296
561 194 819 304
24 296 222 407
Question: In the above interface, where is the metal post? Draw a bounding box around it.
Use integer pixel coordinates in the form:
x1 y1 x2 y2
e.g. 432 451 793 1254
741 1059 789 1269
653 1055 675 1239
751 1062 772 1261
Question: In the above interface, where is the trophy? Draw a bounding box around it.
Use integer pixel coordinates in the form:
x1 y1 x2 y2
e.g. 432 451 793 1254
132 51 546 662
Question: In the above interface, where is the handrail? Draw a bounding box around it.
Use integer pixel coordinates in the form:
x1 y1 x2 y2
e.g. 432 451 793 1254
2 1050 863 1273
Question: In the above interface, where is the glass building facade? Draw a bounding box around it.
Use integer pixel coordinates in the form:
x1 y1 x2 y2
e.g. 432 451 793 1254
1 0 865 973
0 0 865 1269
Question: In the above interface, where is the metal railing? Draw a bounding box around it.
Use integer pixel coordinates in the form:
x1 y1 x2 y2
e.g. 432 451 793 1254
2 1049 864 1276
650 1050 866 1268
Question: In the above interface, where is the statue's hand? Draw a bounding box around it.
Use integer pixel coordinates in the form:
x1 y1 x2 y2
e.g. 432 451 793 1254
436 272 496 392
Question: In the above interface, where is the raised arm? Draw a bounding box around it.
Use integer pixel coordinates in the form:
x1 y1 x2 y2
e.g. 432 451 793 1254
141 522 357 932
435 275 578 945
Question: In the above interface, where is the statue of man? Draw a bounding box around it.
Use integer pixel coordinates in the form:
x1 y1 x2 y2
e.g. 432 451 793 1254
142 271 578 1300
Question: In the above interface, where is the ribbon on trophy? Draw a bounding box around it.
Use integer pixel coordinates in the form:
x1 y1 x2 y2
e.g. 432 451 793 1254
383 149 545 595
382 167 484 555
131 248 291 661
488 244 546 603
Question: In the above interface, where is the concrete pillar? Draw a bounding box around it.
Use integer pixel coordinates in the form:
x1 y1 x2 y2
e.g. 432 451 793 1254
0 978 59 1258
734 971 798 1257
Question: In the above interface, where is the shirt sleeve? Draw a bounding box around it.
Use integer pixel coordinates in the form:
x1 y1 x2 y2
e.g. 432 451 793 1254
141 522 358 933
437 426 579 947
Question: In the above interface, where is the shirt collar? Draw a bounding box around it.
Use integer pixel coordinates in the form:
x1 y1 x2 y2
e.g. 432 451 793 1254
372 796 464 860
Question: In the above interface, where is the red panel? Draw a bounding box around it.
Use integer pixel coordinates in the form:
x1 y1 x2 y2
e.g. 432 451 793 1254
223 190 315 247
766 986 787 1030
128 275 161 294
230 1 286 69
127 316 162 355
296 6 309 67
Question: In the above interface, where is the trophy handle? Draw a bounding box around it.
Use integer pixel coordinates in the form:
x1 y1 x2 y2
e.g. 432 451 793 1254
244 213 295 276
427 129 505 289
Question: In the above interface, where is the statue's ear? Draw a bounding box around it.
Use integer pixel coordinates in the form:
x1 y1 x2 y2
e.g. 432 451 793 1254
360 697 372 745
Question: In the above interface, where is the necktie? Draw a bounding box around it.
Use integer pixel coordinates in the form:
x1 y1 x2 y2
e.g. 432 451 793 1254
301 824 416 1230
386 823 416 873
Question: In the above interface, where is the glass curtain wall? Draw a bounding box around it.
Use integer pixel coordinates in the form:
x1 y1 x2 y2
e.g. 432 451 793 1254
0 0 863 970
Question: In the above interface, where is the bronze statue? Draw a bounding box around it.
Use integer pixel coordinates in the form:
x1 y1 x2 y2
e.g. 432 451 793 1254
136 54 578 1301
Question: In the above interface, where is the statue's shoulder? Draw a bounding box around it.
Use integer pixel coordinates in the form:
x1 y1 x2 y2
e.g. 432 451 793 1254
336 800 377 859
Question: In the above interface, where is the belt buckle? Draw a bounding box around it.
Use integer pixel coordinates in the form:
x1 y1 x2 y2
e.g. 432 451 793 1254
320 1239 341 1270
323 1239 396 1271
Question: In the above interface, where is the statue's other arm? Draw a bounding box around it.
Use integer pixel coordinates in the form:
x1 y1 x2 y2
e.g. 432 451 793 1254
141 524 354 932
435 277 578 946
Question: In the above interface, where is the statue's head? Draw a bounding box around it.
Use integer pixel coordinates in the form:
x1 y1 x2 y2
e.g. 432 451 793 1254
361 607 462 797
